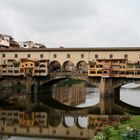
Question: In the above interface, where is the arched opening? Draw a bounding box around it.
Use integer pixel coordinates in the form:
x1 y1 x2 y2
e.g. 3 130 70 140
49 60 61 73
120 83 140 107
63 116 74 127
76 116 88 128
62 61 75 72
76 61 88 74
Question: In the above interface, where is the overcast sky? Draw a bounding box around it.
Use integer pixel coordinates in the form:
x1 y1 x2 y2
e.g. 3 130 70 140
0 0 140 48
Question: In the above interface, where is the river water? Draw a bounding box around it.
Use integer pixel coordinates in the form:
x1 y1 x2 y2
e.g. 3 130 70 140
9 84 140 140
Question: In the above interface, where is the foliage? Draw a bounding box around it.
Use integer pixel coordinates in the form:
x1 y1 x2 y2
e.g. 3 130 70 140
102 127 111 140
113 124 119 130
109 116 140 140
94 127 111 140
94 133 106 140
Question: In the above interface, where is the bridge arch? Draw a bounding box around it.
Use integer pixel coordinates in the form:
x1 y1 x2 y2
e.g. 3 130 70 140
76 116 88 128
76 61 88 74
63 116 74 128
62 61 75 72
48 110 61 127
49 60 61 72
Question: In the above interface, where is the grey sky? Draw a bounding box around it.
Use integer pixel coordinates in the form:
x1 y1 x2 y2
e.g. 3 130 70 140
0 0 140 48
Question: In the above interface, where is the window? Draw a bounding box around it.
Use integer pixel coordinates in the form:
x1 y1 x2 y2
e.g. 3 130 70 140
40 54 44 58
15 54 18 58
39 128 43 133
109 54 113 58
67 54 70 58
14 128 17 132
124 54 128 59
14 70 19 73
66 130 69 135
95 54 98 59
27 127 30 133
80 131 83 136
2 54 5 58
81 54 84 58
53 54 57 58
27 54 31 58
53 130 56 134
24 44 27 48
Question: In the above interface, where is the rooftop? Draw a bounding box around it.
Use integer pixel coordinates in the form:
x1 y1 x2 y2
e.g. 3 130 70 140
1 47 140 52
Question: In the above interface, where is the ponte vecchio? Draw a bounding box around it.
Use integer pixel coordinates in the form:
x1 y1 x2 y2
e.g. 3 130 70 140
1 34 140 138
1 47 140 114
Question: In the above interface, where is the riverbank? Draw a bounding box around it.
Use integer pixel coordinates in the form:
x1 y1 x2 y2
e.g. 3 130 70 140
110 116 140 140
93 115 140 140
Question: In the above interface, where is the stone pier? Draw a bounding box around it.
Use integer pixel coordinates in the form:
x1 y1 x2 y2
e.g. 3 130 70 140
99 77 115 115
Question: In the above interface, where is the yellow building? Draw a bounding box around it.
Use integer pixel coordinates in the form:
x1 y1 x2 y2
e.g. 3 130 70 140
20 59 36 76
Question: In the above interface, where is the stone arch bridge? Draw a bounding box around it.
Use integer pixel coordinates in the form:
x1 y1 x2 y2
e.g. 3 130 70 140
1 73 140 115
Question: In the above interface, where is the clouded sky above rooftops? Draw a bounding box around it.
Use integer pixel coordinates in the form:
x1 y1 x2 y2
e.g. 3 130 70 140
1 0 140 48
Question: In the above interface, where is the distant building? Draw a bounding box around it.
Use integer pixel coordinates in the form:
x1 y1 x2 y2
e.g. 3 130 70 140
19 41 46 49
0 34 12 48
0 34 20 48
0 34 46 49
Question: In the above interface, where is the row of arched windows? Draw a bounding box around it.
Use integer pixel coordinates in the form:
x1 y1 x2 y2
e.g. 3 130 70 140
49 60 88 73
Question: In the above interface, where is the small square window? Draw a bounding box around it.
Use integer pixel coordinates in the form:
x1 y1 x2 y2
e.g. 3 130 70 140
15 54 18 58
27 54 31 58
124 54 128 59
66 130 69 135
27 127 30 133
81 54 84 58
2 54 5 58
109 54 113 58
14 128 17 132
95 54 98 59
53 130 56 134
39 128 43 133
80 131 83 136
53 54 57 58
67 54 70 58
40 54 44 58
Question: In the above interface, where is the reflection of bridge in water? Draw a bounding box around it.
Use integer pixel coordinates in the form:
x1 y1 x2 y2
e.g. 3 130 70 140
0 110 95 139
37 72 140 114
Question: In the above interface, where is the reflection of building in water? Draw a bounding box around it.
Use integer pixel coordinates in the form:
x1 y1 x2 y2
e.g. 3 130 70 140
52 83 86 106
0 110 47 127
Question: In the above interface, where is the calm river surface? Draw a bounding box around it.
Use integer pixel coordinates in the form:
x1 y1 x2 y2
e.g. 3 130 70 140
9 84 140 140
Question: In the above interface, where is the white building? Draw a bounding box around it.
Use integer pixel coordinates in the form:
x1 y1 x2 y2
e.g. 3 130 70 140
19 41 46 49
0 34 12 48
